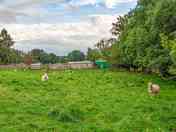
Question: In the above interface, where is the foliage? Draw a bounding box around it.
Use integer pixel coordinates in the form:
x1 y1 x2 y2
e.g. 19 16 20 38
87 48 102 61
8 49 24 64
0 28 17 64
0 28 14 48
67 50 85 61
111 0 176 76
28 49 64 64
90 38 116 62
111 15 128 38
160 33 176 65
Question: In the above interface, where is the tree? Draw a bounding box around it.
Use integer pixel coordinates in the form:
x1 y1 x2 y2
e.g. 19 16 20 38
0 28 14 48
87 48 102 61
94 38 116 61
111 15 128 39
40 53 58 64
95 38 115 51
48 53 58 64
160 33 176 65
0 28 15 64
28 49 63 64
29 49 44 63
67 50 85 61
111 0 176 76
9 49 24 64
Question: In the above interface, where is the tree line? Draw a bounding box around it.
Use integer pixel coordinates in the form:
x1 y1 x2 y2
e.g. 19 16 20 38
89 0 176 77
0 28 87 64
115 0 176 77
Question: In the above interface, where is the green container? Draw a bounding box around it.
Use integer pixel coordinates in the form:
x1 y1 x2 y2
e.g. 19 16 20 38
95 60 110 69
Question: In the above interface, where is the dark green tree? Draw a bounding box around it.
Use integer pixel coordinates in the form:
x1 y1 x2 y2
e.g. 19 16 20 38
111 0 176 76
67 50 85 61
0 28 15 64
87 48 102 61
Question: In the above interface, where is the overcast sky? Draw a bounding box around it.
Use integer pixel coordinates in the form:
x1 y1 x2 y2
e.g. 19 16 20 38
0 0 137 55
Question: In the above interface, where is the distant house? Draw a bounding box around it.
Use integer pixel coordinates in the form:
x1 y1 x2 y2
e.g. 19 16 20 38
49 63 69 70
68 61 94 69
30 63 41 70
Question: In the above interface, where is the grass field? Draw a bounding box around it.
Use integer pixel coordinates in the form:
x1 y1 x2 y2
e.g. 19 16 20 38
0 69 176 132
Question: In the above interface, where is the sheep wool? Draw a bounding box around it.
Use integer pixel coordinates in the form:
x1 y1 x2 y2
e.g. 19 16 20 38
148 82 160 95
42 73 49 81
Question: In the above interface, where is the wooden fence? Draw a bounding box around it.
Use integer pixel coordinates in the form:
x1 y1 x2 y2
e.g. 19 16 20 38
49 63 94 70
0 62 95 70
0 64 26 69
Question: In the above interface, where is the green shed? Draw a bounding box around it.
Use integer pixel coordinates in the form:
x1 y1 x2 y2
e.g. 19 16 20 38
95 60 110 69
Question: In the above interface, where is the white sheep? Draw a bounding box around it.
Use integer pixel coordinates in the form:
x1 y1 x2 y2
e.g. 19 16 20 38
148 82 160 95
41 73 49 81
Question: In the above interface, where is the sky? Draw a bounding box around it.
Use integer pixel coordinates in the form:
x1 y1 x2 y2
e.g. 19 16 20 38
0 0 137 55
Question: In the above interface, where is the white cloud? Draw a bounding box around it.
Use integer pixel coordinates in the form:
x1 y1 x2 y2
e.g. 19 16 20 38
0 0 136 55
0 0 66 23
69 0 97 6
0 0 137 23
69 0 137 8
0 14 117 55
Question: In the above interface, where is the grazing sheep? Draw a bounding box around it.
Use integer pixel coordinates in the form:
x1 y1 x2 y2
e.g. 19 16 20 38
41 73 49 81
148 82 160 95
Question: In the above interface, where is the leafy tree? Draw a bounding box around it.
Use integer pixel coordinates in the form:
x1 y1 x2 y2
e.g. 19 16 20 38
0 28 15 64
87 48 102 61
29 49 44 63
28 49 64 64
111 0 176 76
67 50 85 61
0 28 14 48
160 34 176 65
48 53 59 64
95 38 116 61
111 15 128 38
9 49 24 64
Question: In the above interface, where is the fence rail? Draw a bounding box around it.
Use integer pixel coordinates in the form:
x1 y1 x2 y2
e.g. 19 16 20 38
0 63 95 70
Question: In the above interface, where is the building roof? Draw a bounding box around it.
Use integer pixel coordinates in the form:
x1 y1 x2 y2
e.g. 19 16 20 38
68 61 93 64
31 63 41 66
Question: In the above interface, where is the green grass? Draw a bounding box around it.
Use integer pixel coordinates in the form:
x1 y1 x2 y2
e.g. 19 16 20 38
0 69 176 132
